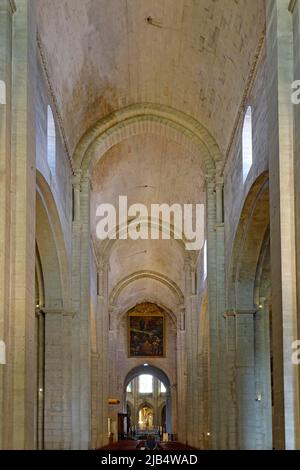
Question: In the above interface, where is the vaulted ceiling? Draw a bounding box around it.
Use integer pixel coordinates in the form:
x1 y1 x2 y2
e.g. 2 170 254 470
91 134 205 296
37 0 266 312
37 0 265 155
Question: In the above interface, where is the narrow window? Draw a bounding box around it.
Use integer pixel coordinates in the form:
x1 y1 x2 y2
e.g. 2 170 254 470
203 240 207 280
139 375 153 394
0 80 6 105
242 106 253 182
0 340 6 365
47 105 56 172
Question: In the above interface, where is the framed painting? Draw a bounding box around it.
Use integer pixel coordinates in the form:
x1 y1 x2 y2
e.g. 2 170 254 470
128 304 165 357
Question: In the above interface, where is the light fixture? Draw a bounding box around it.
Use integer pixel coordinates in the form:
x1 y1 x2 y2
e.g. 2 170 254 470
144 363 149 367
207 432 211 437
39 388 43 393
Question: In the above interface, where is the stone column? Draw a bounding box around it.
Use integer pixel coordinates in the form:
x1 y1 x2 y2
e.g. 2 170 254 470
197 294 209 449
224 300 273 451
206 175 226 449
96 259 109 447
291 0 300 443
108 306 120 444
254 299 273 450
184 254 199 447
266 0 300 449
184 255 192 445
175 304 186 443
0 0 15 450
43 309 73 450
224 309 263 450
1 0 37 449
235 310 256 450
222 311 238 449
35 309 45 450
44 311 64 449
71 172 91 449
91 351 100 449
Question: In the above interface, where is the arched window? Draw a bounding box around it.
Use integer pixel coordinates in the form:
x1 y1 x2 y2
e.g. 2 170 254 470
47 105 56 172
203 240 207 280
0 340 6 365
160 382 166 394
242 106 253 182
139 375 153 394
0 80 6 105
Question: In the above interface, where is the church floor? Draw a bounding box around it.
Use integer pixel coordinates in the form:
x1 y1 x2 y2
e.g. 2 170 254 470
98 440 197 451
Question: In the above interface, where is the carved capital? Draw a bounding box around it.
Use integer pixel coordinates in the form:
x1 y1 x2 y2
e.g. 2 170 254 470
72 169 83 190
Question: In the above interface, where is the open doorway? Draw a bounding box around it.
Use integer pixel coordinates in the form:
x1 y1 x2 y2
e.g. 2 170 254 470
123 365 172 440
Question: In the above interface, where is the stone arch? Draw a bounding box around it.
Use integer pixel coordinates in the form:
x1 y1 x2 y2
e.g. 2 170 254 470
73 103 223 175
113 297 178 331
72 103 226 449
226 171 272 450
110 271 184 308
124 364 172 433
229 171 269 310
35 171 71 450
124 364 171 396
98 217 188 260
36 171 69 309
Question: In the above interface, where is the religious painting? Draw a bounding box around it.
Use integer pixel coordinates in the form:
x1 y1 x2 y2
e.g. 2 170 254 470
128 303 165 357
